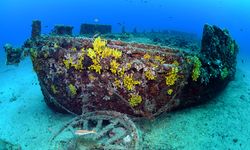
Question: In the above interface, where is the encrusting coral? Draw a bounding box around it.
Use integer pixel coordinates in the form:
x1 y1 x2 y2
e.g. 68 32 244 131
14 22 238 118
191 56 202 81
68 84 77 96
165 66 179 86
123 74 141 91
129 94 142 107
87 37 123 74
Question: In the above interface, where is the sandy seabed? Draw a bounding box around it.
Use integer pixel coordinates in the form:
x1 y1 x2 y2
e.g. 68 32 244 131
0 53 249 150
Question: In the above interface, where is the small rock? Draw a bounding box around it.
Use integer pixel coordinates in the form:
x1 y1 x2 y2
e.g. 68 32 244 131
9 95 17 102
239 95 246 101
233 138 238 143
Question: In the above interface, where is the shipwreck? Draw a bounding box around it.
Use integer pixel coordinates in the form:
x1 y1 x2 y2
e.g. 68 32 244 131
3 20 238 149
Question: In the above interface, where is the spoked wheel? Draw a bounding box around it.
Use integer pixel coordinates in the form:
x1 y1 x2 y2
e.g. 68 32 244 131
50 111 140 150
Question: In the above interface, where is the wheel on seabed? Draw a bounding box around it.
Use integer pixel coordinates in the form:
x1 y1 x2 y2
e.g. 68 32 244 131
49 111 140 150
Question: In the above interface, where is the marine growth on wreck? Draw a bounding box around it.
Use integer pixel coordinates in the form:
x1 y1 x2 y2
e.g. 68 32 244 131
4 21 239 118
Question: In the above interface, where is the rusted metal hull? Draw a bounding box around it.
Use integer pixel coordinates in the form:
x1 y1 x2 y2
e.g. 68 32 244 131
8 23 238 118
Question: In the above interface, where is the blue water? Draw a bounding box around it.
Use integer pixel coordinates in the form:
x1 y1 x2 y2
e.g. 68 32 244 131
0 0 250 55
0 0 250 149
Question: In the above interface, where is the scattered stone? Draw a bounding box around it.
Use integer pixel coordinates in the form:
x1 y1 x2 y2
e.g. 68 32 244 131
233 138 238 143
9 94 18 102
239 95 246 101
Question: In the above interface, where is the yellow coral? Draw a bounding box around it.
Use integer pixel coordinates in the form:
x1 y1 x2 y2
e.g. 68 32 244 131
92 37 122 59
165 67 179 86
87 37 123 75
71 62 82 70
63 53 84 70
63 57 73 69
118 67 125 77
155 55 165 64
72 55 84 70
68 84 77 96
172 60 179 66
143 53 151 60
87 48 96 59
129 94 142 107
54 43 59 48
114 78 121 88
51 85 58 94
191 56 202 81
101 47 112 58
30 48 37 59
71 47 77 51
123 74 141 91
89 63 102 74
167 89 173 95
93 37 106 55
88 74 96 81
110 60 120 74
112 49 122 59
145 70 156 80
126 63 132 70
149 62 158 68
77 52 85 69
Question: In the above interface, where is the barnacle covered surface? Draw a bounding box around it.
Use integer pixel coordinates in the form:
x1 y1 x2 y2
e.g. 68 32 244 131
25 35 194 117
20 24 238 118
